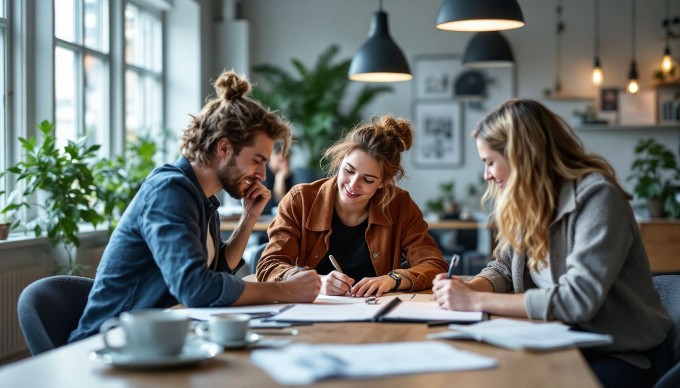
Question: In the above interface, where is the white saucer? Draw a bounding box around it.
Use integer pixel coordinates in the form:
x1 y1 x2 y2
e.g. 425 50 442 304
90 339 223 369
202 332 261 349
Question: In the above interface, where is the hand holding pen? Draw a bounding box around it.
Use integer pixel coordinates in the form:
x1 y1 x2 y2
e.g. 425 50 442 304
321 254 354 296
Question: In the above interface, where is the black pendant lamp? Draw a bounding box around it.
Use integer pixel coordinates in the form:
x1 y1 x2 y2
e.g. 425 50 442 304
462 31 514 68
348 0 412 82
436 0 525 32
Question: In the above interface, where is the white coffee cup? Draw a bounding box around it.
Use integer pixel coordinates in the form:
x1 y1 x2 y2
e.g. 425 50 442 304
100 309 190 358
195 313 250 344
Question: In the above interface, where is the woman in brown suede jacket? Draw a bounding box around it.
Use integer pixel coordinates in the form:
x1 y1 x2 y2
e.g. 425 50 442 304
256 115 448 297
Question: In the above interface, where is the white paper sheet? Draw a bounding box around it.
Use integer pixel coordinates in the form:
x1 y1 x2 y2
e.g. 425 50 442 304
428 318 613 351
179 305 289 321
381 299 484 323
251 341 497 385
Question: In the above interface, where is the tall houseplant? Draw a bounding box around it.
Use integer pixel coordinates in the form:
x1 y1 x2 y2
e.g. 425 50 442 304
627 138 680 218
94 135 157 228
5 120 103 274
251 44 393 173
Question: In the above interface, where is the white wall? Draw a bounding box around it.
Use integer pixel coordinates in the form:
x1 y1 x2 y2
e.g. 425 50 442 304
232 0 680 209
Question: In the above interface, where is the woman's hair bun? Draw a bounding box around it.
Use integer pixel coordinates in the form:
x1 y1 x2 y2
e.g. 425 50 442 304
379 115 413 152
214 70 251 101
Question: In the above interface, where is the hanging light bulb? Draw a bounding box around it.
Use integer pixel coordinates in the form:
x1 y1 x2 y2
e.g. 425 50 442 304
627 0 639 95
592 0 603 86
592 58 603 86
662 46 673 74
627 62 639 94
661 0 673 74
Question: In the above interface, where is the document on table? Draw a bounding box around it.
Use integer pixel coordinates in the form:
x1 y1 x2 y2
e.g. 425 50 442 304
380 296 484 323
251 341 497 385
272 296 399 322
428 318 613 351
179 304 290 321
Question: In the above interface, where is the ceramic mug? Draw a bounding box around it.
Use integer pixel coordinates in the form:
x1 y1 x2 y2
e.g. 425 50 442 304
100 309 190 358
195 313 250 345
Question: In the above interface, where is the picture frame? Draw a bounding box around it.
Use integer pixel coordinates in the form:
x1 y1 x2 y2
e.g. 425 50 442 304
413 101 463 167
413 55 464 100
600 87 619 112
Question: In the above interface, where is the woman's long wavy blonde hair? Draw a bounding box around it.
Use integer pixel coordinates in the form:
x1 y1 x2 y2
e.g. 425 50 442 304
473 99 630 270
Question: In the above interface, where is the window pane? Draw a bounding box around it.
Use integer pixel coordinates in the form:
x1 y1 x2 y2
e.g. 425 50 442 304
0 27 6 195
124 4 139 65
84 0 109 52
125 69 140 142
0 0 5 18
55 47 78 148
55 0 76 43
84 54 106 148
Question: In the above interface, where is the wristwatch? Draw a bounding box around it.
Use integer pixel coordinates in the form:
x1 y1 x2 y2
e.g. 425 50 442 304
387 271 402 292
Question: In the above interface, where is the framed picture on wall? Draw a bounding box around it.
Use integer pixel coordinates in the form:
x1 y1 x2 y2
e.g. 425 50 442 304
413 55 464 100
413 101 463 167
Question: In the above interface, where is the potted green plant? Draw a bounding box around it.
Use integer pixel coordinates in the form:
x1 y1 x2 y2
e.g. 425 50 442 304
425 180 459 219
94 135 157 228
251 44 393 177
0 187 21 240
5 120 104 274
627 138 680 218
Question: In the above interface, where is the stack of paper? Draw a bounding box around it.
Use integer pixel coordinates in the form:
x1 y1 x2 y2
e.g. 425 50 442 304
428 318 613 351
251 341 497 385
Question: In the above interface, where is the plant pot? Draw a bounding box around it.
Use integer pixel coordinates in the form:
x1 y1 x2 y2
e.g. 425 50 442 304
0 223 9 240
648 198 666 219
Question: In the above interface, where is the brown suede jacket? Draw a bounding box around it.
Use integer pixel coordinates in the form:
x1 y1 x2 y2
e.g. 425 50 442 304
256 177 448 291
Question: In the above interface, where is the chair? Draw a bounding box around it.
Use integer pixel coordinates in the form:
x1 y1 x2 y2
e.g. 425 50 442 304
17 275 94 355
249 242 269 275
653 275 680 388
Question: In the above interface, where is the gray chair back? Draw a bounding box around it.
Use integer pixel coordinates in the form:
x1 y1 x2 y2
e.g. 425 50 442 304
17 275 94 355
653 275 680 388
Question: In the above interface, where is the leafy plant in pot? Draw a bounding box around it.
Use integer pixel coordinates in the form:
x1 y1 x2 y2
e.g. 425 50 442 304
251 44 393 179
0 186 21 240
627 138 680 218
5 120 104 274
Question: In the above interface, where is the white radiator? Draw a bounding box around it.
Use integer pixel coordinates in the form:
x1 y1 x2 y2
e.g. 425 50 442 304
0 265 52 361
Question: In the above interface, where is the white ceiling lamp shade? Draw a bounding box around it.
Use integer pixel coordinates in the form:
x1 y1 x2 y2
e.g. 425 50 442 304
436 0 525 32
348 1 412 83
462 31 514 68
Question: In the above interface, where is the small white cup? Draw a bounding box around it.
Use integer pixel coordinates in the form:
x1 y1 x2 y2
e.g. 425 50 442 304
100 309 190 358
195 313 250 345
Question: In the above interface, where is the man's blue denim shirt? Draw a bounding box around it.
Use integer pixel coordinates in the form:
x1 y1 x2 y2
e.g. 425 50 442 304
69 157 246 342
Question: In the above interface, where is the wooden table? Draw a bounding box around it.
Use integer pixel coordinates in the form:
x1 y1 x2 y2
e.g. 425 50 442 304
0 321 599 387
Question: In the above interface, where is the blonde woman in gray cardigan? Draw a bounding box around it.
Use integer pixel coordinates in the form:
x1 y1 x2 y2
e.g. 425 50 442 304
432 99 672 387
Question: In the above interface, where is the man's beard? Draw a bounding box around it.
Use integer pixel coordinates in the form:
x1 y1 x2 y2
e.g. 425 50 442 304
218 156 248 199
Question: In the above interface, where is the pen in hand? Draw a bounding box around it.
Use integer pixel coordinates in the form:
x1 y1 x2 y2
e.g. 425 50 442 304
328 255 344 273
328 254 352 294
447 254 460 279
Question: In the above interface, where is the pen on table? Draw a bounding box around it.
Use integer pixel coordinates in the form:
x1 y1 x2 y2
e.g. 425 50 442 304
328 254 344 273
251 329 299 336
447 254 460 279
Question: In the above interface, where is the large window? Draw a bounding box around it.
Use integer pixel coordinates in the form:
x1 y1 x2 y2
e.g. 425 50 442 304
0 0 7 197
125 3 163 147
54 0 109 151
